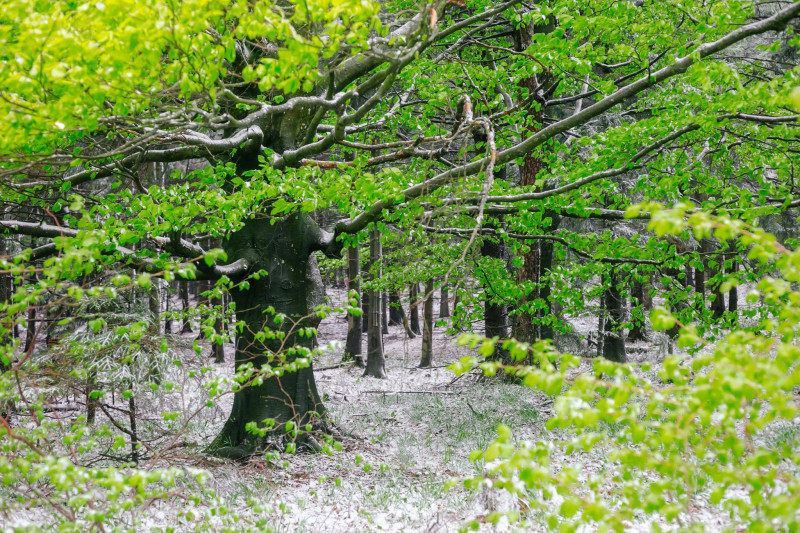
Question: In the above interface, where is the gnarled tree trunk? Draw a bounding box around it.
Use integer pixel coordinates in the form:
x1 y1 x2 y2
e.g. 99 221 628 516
212 213 333 454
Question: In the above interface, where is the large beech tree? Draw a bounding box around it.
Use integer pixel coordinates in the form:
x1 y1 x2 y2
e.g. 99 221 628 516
2 0 800 457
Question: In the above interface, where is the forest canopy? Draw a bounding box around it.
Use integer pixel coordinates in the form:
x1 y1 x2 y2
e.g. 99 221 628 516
2 0 800 531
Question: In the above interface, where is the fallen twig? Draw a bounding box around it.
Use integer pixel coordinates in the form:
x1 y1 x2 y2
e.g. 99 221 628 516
316 361 355 372
361 390 457 395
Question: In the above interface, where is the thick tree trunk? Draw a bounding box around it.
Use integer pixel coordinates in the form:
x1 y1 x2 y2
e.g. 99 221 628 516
439 285 450 319
363 228 386 378
343 246 363 365
602 270 627 363
511 21 549 348
212 213 332 454
409 283 421 335
419 279 434 368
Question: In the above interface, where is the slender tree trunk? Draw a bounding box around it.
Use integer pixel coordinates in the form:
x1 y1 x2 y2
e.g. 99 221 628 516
344 246 363 365
211 294 225 364
684 263 694 289
538 226 558 341
24 305 36 354
23 271 37 354
629 279 647 342
128 394 139 464
419 279 435 368
708 245 725 320
481 236 508 364
0 240 13 423
728 259 738 313
602 270 627 363
86 371 97 425
180 279 192 334
361 250 371 334
363 228 386 378
439 285 450 319
388 290 403 326
409 283 421 335
381 291 389 335
164 281 173 334
596 292 605 358
695 240 707 300
398 291 416 339
148 281 160 335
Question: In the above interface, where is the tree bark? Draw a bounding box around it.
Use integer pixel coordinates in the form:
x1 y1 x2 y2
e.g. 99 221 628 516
381 291 389 334
180 279 192 333
728 259 738 313
363 228 386 378
409 283 421 335
708 245 726 320
212 212 333 453
537 220 558 341
511 20 549 348
343 245 363 365
602 270 627 363
629 279 647 342
210 294 225 364
439 285 450 319
164 281 173 334
388 290 403 326
419 279 435 368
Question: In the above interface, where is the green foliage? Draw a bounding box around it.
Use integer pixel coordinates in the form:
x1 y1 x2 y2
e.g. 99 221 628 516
459 212 800 531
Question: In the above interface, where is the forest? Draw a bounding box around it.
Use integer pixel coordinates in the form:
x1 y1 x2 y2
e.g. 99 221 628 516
2 0 800 531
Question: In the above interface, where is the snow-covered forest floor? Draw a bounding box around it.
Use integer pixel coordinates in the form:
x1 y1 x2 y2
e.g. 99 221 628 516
149 290 681 532
6 287 751 532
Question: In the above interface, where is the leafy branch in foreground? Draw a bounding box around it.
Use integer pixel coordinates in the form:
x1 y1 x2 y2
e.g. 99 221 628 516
454 207 800 532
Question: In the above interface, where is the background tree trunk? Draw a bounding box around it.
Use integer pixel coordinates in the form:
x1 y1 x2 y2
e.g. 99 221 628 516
211 294 225 364
409 283 421 335
388 290 403 326
180 279 192 334
439 285 450 319
602 270 627 363
381 291 389 335
728 259 738 313
708 245 726 320
364 228 386 378
344 245 363 365
420 279 434 368
629 279 647 342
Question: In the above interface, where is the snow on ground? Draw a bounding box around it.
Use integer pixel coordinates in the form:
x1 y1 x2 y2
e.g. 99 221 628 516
7 286 765 532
